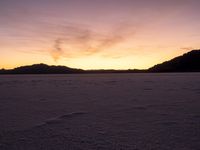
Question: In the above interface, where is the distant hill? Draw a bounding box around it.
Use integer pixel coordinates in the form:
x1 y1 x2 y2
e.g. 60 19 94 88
148 50 200 72
0 63 144 74
0 64 84 74
0 50 200 74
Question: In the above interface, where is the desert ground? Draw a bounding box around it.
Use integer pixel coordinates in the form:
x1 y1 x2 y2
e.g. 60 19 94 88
0 73 200 150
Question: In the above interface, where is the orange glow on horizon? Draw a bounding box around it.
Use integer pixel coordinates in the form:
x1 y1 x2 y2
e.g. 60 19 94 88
0 0 200 70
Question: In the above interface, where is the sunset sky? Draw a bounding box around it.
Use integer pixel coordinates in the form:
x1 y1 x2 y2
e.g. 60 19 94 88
0 0 200 69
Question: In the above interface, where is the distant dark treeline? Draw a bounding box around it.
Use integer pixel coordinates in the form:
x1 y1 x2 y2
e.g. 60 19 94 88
0 50 200 74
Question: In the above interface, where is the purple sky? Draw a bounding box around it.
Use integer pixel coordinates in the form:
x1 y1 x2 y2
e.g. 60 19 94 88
1 0 200 69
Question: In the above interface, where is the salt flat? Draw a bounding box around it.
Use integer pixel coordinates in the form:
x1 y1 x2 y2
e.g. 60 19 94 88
0 73 200 150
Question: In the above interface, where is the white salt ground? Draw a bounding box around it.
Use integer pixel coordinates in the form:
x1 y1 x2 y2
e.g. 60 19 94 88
0 73 200 150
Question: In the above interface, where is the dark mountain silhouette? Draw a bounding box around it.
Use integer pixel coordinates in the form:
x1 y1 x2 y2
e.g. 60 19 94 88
0 50 200 74
0 63 144 74
148 50 200 72
0 64 84 74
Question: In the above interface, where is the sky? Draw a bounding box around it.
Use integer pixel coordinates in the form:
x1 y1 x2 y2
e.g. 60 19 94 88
0 0 200 69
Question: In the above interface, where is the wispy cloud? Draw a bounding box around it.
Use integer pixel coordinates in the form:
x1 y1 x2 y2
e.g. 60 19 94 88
180 47 194 51
50 39 64 61
42 22 138 61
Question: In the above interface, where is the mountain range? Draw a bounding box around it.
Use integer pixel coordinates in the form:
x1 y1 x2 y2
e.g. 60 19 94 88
148 50 200 72
0 50 200 74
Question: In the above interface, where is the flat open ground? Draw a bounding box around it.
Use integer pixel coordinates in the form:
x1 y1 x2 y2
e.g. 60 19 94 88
0 73 200 150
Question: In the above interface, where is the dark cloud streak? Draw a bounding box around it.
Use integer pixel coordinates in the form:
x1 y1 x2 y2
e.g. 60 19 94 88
51 39 63 61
